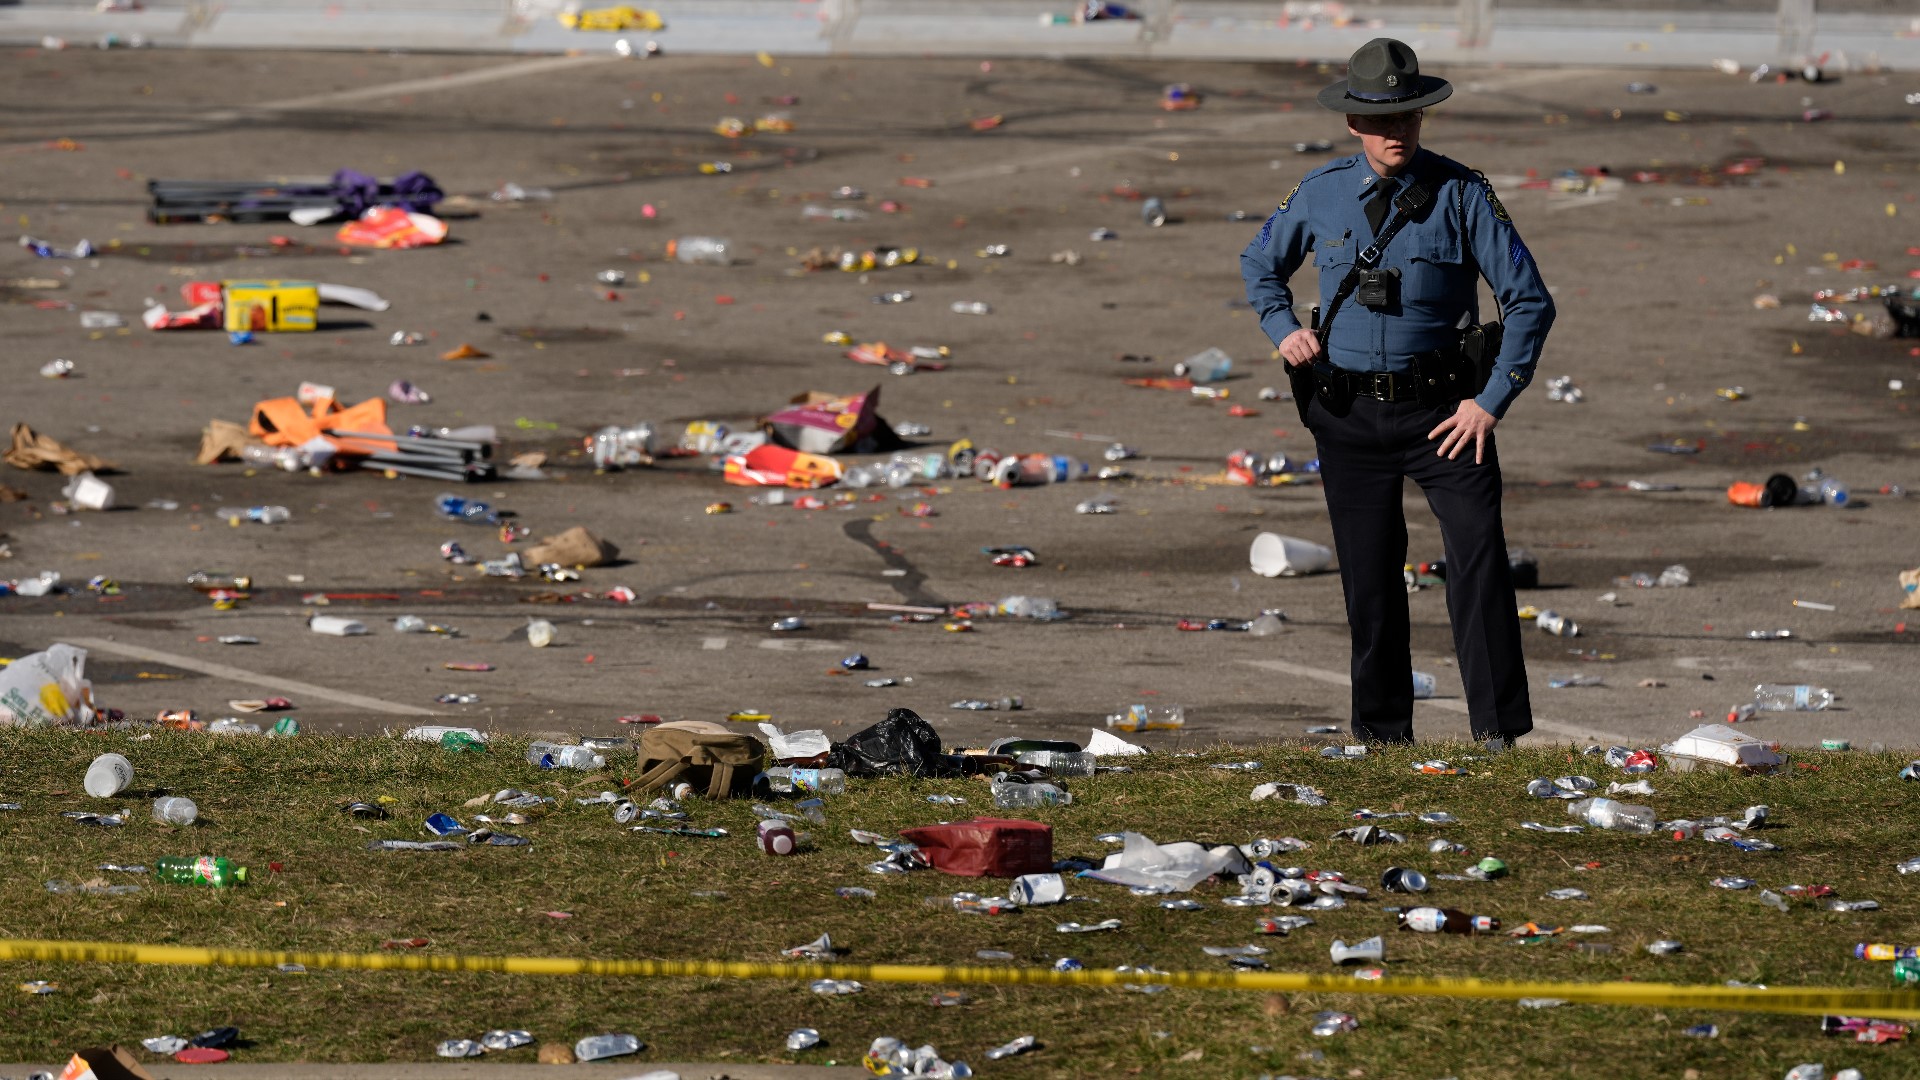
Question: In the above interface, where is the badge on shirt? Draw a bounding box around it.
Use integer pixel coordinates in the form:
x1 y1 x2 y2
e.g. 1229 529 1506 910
1484 183 1512 223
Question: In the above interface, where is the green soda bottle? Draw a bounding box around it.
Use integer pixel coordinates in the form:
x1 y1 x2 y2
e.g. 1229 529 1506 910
1895 957 1920 987
153 856 248 888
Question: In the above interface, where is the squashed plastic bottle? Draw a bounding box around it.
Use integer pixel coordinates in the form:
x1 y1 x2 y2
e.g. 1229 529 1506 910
992 780 1072 808
766 767 847 795
669 237 732 266
1752 684 1835 711
1567 796 1656 834
998 596 1059 619
527 742 604 770
1107 704 1184 732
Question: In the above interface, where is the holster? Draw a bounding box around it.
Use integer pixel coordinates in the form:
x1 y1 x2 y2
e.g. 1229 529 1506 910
1458 321 1504 395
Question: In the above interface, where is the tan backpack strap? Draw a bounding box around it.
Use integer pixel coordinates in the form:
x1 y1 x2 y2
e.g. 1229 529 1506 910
634 756 690 792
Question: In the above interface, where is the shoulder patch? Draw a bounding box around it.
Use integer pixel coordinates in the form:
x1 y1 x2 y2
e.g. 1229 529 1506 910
1255 209 1281 249
1484 182 1511 224
1275 182 1302 215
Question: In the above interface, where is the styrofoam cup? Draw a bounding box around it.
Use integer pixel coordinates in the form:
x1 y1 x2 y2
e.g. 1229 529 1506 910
1250 532 1334 577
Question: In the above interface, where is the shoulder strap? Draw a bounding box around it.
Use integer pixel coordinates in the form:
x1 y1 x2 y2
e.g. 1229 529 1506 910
1313 173 1434 352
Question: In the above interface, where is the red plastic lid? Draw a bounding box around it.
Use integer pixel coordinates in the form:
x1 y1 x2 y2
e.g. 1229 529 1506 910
175 1048 231 1064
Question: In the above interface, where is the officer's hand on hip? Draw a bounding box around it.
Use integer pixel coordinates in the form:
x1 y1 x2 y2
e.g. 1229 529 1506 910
1278 328 1322 368
1428 399 1498 464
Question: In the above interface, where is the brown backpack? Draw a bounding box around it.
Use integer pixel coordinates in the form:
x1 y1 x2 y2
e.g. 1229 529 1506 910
634 721 765 800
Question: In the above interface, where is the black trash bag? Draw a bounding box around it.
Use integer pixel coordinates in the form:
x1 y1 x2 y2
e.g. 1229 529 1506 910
829 708 953 777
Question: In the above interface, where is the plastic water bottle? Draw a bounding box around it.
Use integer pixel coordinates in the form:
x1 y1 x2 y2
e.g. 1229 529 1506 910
394 615 429 633
951 300 991 315
766 767 847 795
526 742 605 770
153 855 247 887
998 596 1060 619
992 781 1072 808
669 236 732 266
1174 347 1233 383
1015 750 1096 778
573 1033 644 1061
1752 684 1835 711
1568 796 1655 834
1107 704 1185 732
152 797 198 826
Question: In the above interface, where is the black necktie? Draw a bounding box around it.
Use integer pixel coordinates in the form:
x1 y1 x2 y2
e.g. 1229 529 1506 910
1365 181 1394 238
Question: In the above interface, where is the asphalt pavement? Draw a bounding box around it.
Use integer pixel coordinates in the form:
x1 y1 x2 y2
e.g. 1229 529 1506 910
3 49 1918 754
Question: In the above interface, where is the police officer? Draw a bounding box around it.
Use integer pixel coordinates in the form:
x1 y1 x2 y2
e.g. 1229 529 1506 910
1240 37 1555 748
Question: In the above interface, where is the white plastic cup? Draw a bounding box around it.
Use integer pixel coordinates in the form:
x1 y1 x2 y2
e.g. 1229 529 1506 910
1412 672 1437 700
1250 532 1334 577
527 619 556 648
309 615 369 636
84 753 133 798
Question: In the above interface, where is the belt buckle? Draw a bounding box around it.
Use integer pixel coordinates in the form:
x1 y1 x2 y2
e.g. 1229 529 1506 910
1371 372 1396 401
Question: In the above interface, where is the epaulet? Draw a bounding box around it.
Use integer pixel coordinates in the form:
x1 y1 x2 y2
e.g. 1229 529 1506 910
1302 154 1362 184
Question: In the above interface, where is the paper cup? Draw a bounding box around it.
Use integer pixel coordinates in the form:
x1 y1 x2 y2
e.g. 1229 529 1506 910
1250 532 1333 577
66 472 116 511
84 752 133 798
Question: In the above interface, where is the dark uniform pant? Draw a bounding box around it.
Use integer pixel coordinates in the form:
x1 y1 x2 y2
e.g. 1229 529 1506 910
1306 393 1532 744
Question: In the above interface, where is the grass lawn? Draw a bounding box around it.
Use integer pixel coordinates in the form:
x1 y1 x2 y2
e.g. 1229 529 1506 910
0 728 1915 1078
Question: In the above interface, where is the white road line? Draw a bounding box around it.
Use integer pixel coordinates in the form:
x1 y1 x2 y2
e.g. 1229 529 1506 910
1241 658 1634 745
214 55 618 118
702 637 729 651
67 637 437 717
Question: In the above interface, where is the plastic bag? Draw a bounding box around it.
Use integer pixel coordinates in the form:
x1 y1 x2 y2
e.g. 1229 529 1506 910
0 643 95 727
1081 832 1252 892
829 708 952 777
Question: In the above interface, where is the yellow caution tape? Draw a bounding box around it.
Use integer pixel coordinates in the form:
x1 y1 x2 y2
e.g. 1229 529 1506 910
0 937 1915 1019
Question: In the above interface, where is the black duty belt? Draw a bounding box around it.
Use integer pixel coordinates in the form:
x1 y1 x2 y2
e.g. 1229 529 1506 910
1319 351 1477 405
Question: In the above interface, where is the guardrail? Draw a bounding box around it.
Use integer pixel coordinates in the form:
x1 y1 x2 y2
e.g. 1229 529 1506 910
3 0 1915 67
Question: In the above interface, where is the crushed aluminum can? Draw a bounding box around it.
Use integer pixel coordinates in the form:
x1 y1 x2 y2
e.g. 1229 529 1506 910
1160 898 1205 911
787 1027 822 1051
1647 940 1686 955
839 653 870 671
810 979 863 995
1052 956 1084 971
771 617 807 632
1683 1023 1719 1037
1417 811 1458 825
436 1039 484 1058
1056 919 1123 933
1311 1011 1359 1037
142 1036 190 1054
1381 867 1429 893
1545 888 1589 901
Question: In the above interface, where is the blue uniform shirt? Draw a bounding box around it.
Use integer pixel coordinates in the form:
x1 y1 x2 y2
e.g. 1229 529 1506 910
1240 147 1555 418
